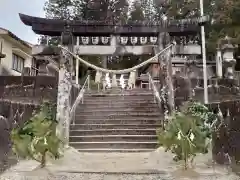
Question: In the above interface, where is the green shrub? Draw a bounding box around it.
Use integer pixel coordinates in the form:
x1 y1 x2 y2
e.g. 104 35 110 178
11 101 63 168
157 101 217 169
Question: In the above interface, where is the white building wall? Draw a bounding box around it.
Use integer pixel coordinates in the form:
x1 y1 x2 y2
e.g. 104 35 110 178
0 35 32 76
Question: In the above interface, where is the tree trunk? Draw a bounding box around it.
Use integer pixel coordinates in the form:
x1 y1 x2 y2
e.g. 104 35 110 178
40 150 47 168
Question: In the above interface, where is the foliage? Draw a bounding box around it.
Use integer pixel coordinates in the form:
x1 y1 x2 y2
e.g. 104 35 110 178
42 0 240 48
41 0 240 62
159 0 240 53
128 1 145 21
44 0 75 20
42 0 134 71
186 101 217 136
11 101 63 168
157 101 217 169
140 0 240 55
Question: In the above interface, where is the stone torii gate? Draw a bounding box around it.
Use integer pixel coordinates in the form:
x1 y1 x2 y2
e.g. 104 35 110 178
19 13 207 145
19 13 203 80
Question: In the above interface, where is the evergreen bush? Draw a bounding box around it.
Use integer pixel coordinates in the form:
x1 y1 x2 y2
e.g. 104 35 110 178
11 101 63 168
157 101 217 169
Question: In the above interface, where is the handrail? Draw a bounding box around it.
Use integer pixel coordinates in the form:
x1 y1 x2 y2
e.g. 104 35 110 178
148 73 166 128
70 75 90 125
147 73 161 105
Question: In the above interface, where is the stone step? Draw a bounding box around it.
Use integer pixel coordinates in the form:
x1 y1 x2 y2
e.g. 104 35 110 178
77 103 158 109
86 89 153 95
72 119 161 125
71 88 161 152
84 95 154 99
69 135 157 142
69 141 158 149
75 148 155 152
76 108 160 114
70 124 161 130
86 91 153 94
84 96 155 101
75 112 162 118
83 96 154 100
70 129 157 136
85 93 154 97
81 100 156 105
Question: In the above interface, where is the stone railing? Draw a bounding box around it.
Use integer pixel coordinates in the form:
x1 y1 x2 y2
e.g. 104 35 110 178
173 77 240 106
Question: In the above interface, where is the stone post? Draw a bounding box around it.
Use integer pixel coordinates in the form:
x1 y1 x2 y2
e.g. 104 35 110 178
216 48 223 78
222 41 236 79
102 56 108 69
56 58 72 145
186 58 193 99
75 55 79 85
159 32 175 113
56 24 73 146
37 59 49 76
166 46 175 113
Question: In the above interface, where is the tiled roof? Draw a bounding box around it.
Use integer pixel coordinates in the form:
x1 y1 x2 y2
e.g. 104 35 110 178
0 27 32 49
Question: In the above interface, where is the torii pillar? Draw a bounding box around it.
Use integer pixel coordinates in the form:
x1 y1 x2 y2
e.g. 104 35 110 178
56 26 73 146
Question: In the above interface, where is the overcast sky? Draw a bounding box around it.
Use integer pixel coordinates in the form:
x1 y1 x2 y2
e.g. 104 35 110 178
0 0 45 45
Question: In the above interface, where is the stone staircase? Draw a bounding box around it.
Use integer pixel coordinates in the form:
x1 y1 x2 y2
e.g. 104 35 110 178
69 88 162 152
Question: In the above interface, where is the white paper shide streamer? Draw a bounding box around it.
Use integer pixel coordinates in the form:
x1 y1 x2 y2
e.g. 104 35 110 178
95 71 102 84
120 74 125 89
105 73 111 88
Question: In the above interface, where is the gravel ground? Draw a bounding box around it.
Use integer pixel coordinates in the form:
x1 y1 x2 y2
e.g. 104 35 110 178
0 147 240 180
1 171 239 180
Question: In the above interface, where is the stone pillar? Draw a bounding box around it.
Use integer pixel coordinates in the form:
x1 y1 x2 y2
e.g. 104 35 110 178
102 56 108 69
186 59 193 99
37 59 49 76
56 58 72 145
56 25 73 146
166 46 175 112
222 43 236 79
185 58 198 99
216 48 223 78
75 56 79 84
46 63 58 77
158 32 175 113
